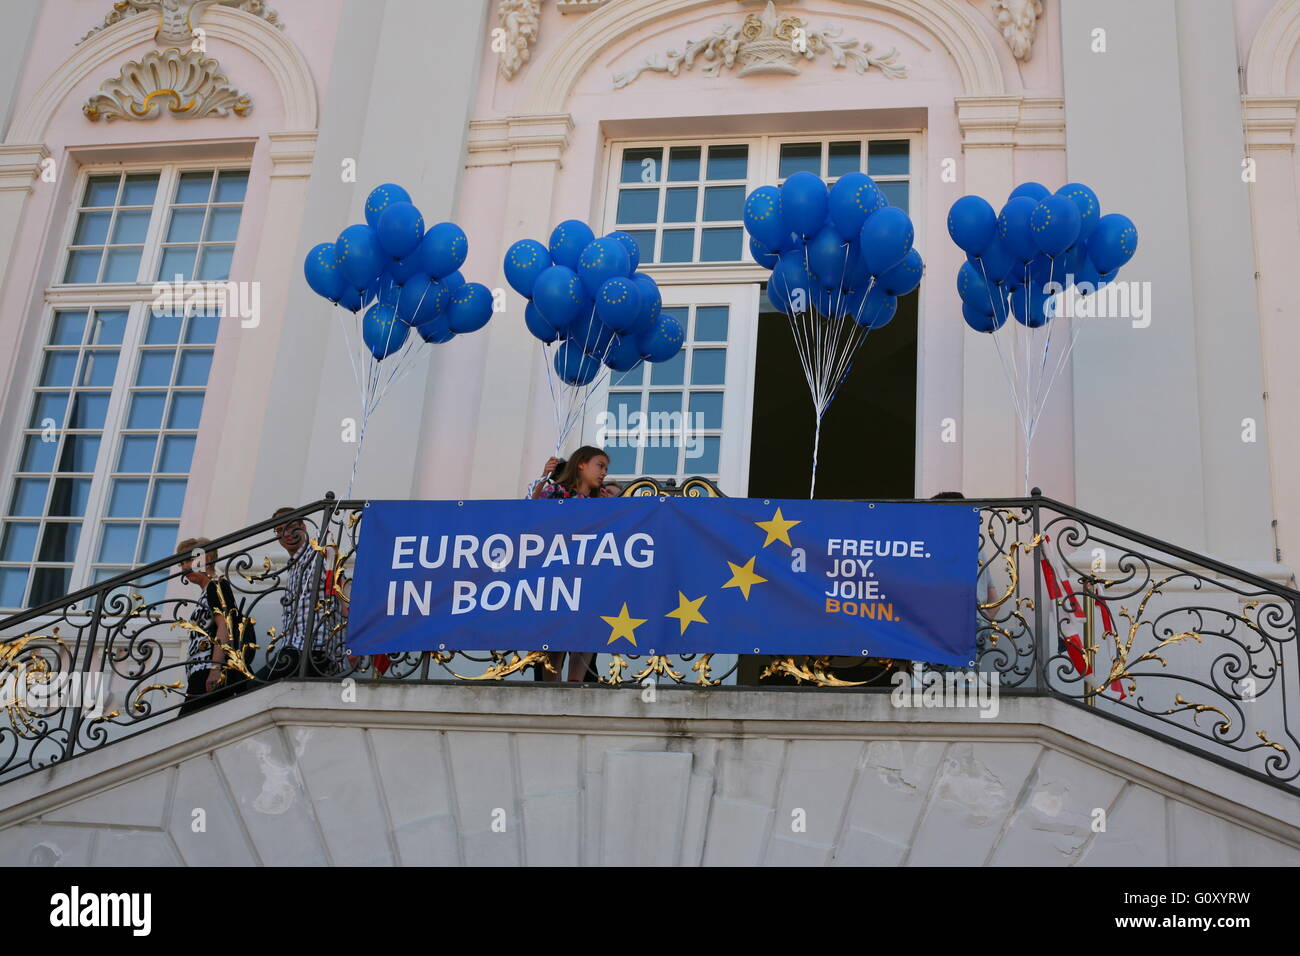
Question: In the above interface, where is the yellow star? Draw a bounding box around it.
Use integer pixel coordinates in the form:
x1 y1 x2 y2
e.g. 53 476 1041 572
665 592 708 635
755 507 801 548
602 602 647 646
722 556 767 601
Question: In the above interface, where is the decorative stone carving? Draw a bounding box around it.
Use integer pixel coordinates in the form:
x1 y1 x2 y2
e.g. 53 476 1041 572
992 0 1042 61
498 0 542 79
556 0 609 11
83 48 252 121
612 0 905 89
79 0 283 46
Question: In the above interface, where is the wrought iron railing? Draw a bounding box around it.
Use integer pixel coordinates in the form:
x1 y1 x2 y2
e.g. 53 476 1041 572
0 489 1296 794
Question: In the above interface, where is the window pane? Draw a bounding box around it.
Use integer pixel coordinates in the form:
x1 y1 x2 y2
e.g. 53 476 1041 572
1 522 39 561
140 523 179 563
694 306 728 341
136 350 175 385
206 207 242 241
828 141 862 178
643 441 679 475
607 392 640 420
664 187 697 223
780 143 821 178
185 312 219 344
707 144 748 180
623 230 654 265
149 479 187 518
157 246 197 282
51 312 89 345
29 392 68 428
689 391 724 429
67 391 110 429
41 352 79 387
699 227 742 262
0 568 28 607
604 443 636 475
64 249 102 283
879 181 908 213
83 175 120 207
691 348 727 385
117 435 157 472
10 479 48 516
79 351 118 387
196 246 233 280
30 567 72 606
145 312 183 344
616 189 658 225
660 229 694 263
175 349 213 386
58 435 100 472
108 478 148 517
111 209 151 244
690 435 721 474
37 522 80 562
159 435 195 473
610 363 643 387
621 148 661 184
650 350 685 385
166 208 205 242
48 478 91 518
647 392 682 417
127 392 166 429
20 436 56 472
121 173 159 206
101 248 141 282
667 146 701 182
90 310 128 345
73 211 111 245
167 392 204 429
98 524 139 564
703 186 743 221
175 171 214 204
868 140 909 176
214 170 248 203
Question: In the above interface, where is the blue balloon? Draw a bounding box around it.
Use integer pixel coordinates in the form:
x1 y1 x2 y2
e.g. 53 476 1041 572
743 186 786 250
504 239 552 298
418 222 468 280
1009 181 1051 203
549 220 596 270
750 237 779 269
304 242 344 301
781 171 829 240
397 275 447 326
335 224 385 289
630 273 662 334
532 265 587 332
447 282 493 334
963 299 1006 333
604 333 643 373
1071 255 1102 291
577 237 631 298
828 172 885 243
771 248 813 311
376 201 425 259
969 239 1015 285
595 276 642 332
415 314 455 344
1010 288 1053 328
362 303 409 359
1087 214 1138 273
853 289 898 330
842 241 872 292
807 224 850 292
997 196 1039 264
605 231 641 274
1055 183 1101 243
364 184 412 230
636 314 685 363
859 206 914 276
947 195 998 256
1029 195 1082 258
388 254 423 284
554 340 601 386
442 270 466 293
567 310 614 358
376 278 401 308
957 261 993 306
337 286 364 313
878 249 923 297
525 302 559 343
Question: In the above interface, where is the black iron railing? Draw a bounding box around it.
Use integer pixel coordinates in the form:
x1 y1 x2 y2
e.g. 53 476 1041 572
0 489 1296 793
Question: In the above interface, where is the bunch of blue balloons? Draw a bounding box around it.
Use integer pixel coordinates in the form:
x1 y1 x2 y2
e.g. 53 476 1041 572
504 221 675 387
302 183 495 360
948 182 1138 333
743 171 923 329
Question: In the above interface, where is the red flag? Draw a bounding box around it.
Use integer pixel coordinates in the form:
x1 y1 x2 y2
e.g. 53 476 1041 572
1060 578 1086 618
1039 556 1062 600
1062 633 1091 675
1096 594 1116 635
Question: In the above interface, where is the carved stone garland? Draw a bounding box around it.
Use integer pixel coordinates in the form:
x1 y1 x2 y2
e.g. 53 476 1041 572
992 0 1043 62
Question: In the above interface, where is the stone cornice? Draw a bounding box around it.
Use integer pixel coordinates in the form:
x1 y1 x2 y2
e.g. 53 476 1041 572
466 113 574 167
1243 95 1300 150
955 95 1064 150
267 129 318 178
0 144 51 194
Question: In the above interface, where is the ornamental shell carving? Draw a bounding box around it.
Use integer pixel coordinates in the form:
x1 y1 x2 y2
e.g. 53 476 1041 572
84 48 252 121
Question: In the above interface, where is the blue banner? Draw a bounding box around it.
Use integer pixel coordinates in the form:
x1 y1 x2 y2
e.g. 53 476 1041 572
346 498 979 665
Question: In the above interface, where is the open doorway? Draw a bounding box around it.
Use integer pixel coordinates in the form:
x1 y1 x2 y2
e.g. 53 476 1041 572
746 287 918 500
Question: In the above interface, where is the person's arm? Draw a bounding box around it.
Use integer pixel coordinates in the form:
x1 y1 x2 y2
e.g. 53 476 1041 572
207 583 229 691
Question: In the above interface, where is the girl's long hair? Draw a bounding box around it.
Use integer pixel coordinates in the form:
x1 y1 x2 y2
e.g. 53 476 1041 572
554 446 607 495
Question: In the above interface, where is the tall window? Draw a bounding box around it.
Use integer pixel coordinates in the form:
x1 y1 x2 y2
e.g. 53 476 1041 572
0 165 247 610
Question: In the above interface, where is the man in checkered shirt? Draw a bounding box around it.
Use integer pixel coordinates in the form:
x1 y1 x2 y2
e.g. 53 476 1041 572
255 507 342 680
